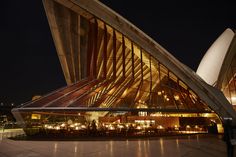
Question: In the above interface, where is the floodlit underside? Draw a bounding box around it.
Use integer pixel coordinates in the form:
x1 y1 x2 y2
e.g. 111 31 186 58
12 0 236 132
19 0 211 115
217 35 236 108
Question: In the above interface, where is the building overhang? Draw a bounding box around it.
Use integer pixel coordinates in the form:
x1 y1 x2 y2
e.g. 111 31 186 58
11 0 236 126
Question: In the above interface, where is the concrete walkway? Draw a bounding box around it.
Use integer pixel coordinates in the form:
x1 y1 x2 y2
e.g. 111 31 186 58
0 133 231 157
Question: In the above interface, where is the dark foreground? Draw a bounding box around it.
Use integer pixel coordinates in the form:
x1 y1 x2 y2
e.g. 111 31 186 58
0 131 233 157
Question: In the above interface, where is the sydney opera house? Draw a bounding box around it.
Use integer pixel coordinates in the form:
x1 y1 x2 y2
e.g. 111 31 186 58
12 0 236 136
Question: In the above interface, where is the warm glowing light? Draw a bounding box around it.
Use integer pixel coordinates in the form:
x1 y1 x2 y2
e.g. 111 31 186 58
31 114 41 120
123 89 127 95
158 91 162 95
118 124 124 129
231 96 236 103
136 126 142 130
48 125 53 129
74 123 79 126
109 125 115 130
157 125 164 129
81 125 86 129
75 126 79 130
174 95 179 100
137 104 147 109
210 119 216 123
61 123 65 127
70 124 75 127
55 126 60 130
166 98 170 101
138 111 147 116
174 125 179 130
186 125 190 128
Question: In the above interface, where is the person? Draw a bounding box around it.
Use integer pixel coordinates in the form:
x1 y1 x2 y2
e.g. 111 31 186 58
223 118 234 157
86 122 90 135
91 120 97 135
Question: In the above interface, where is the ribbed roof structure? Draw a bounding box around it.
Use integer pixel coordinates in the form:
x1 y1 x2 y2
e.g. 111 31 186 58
12 0 236 125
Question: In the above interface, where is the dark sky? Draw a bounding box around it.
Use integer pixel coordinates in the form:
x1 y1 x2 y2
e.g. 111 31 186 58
0 0 235 105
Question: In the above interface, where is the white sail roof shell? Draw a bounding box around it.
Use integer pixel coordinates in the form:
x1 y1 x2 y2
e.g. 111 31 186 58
196 28 235 86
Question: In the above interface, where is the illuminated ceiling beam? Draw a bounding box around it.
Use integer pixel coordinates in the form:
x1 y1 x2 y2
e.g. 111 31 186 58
42 0 236 123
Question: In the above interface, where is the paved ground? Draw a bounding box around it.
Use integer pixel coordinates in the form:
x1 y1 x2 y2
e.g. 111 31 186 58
0 131 232 157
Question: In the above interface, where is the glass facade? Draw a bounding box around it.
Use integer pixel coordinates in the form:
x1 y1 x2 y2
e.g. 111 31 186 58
12 0 223 137
220 37 236 109
18 111 221 137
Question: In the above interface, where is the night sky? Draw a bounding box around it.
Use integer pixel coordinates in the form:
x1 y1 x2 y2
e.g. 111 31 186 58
0 0 235 105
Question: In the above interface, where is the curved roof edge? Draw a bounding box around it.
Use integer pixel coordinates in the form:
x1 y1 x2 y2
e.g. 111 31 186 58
196 28 235 86
43 0 236 123
217 34 236 89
